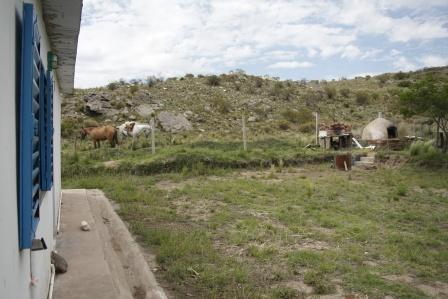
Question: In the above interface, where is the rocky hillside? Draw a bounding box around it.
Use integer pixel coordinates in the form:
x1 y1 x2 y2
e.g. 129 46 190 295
62 66 448 139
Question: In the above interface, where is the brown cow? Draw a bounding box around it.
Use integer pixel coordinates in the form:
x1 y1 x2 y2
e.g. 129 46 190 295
80 126 118 148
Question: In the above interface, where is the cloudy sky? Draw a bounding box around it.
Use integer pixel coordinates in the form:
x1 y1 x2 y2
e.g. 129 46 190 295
74 0 448 88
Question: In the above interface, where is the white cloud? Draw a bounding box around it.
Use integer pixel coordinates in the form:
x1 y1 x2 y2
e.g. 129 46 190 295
360 49 383 59
341 45 362 59
348 71 381 78
393 56 418 71
419 55 448 67
267 61 313 69
331 0 448 42
74 0 448 87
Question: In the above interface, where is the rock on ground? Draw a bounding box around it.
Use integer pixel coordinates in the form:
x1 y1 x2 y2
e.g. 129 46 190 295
51 251 68 274
135 104 154 118
157 111 192 133
83 93 112 116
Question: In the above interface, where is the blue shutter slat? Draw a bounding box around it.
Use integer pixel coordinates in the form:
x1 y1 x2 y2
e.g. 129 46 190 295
33 136 38 148
32 44 39 64
32 80 39 98
33 61 39 81
32 168 39 181
32 99 39 114
32 150 39 163
32 184 39 198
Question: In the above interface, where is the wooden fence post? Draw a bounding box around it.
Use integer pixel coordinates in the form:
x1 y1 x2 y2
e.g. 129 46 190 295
242 113 247 151
151 117 155 154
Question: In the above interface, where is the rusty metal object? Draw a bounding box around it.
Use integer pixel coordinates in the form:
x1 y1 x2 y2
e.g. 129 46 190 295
334 154 352 171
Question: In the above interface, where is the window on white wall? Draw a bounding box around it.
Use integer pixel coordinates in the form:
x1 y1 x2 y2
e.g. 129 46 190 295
18 3 54 250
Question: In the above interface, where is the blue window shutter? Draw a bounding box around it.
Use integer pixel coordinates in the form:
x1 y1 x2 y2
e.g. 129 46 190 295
40 70 53 190
19 3 41 249
39 65 47 190
47 71 54 188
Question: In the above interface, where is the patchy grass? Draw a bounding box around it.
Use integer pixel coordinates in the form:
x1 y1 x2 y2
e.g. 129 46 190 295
62 138 335 178
63 164 448 299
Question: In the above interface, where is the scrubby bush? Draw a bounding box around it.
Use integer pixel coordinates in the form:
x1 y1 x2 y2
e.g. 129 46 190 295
129 85 139 94
270 82 293 101
113 100 125 109
233 82 241 91
397 80 412 87
340 88 350 98
185 73 194 78
206 75 220 86
377 74 389 85
129 78 142 85
107 82 118 90
75 102 84 113
83 119 99 127
211 96 231 114
255 78 263 88
371 92 380 101
278 121 290 130
145 76 157 87
281 109 300 123
324 86 337 99
281 107 313 124
298 122 315 133
409 141 437 156
304 90 324 108
394 71 410 80
409 141 448 167
355 90 370 105
61 118 78 138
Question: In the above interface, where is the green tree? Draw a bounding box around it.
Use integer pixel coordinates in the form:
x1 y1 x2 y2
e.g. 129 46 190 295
399 76 448 152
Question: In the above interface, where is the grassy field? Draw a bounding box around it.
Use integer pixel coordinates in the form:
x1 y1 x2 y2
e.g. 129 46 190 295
63 142 448 298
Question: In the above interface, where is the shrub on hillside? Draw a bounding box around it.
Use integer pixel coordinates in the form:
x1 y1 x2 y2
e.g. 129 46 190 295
278 121 290 130
61 118 78 138
324 86 337 99
145 76 158 87
83 119 99 127
211 96 231 114
409 141 448 167
304 90 324 108
298 122 315 133
206 75 220 86
355 90 370 105
107 82 118 90
394 71 410 80
255 78 263 88
185 73 194 78
409 141 436 156
281 107 313 124
270 82 293 101
129 85 139 94
397 80 412 87
340 88 350 98
129 78 142 85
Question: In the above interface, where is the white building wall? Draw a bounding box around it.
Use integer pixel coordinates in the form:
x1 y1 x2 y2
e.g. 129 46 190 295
0 1 62 298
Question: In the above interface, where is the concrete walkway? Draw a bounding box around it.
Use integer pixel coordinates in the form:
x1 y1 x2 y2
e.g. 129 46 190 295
54 189 167 299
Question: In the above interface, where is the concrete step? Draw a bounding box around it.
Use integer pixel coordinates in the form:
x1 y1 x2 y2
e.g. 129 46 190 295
360 156 375 163
355 161 374 166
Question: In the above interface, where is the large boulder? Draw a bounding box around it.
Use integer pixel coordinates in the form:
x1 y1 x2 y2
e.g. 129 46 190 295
157 111 192 133
83 93 112 116
135 104 154 118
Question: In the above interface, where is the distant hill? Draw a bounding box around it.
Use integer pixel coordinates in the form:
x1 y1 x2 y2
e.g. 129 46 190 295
62 66 448 139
